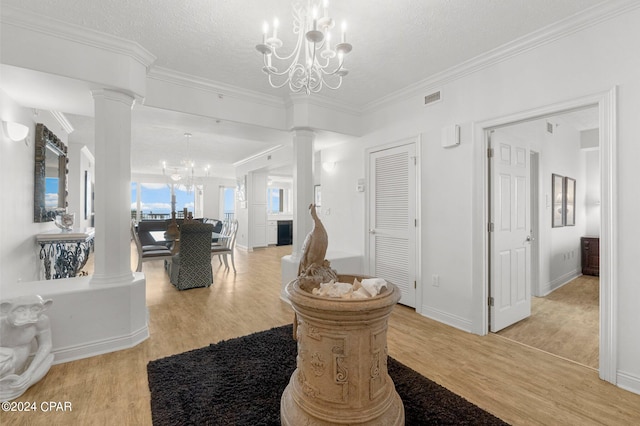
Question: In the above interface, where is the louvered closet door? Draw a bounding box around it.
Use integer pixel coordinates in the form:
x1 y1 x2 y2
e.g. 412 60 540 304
369 143 417 307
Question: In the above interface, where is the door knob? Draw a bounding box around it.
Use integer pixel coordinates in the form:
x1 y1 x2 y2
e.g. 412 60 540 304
369 229 376 234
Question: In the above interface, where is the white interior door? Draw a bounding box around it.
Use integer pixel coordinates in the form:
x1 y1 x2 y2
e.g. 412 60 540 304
368 143 417 307
490 130 531 332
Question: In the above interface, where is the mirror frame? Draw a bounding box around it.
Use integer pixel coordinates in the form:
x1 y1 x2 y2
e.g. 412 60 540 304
34 123 68 222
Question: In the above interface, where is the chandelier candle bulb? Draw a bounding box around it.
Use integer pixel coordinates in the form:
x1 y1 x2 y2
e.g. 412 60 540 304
262 21 268 44
312 7 318 31
341 21 346 43
273 17 279 39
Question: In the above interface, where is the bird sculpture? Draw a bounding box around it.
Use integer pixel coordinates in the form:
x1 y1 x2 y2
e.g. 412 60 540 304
298 204 328 277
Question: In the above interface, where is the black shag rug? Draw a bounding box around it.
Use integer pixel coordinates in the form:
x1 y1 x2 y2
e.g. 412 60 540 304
147 325 508 425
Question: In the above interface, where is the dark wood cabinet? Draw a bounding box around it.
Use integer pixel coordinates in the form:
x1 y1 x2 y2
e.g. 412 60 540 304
581 237 600 276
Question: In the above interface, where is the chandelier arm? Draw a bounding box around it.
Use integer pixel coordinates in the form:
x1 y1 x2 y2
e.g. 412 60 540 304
267 65 297 77
314 54 331 69
270 29 305 62
267 38 306 79
268 62 306 89
306 66 324 92
270 1 306 62
319 76 343 90
267 74 293 89
319 55 346 76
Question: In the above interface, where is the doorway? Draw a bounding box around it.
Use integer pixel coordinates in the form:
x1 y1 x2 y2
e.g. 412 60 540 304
473 88 616 383
488 109 600 369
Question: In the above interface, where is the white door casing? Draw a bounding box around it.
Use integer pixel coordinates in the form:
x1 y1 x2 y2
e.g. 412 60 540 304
368 142 417 308
473 89 617 383
489 130 531 332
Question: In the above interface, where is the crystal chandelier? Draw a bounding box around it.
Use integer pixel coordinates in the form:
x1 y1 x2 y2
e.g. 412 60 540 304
255 0 352 94
162 132 210 193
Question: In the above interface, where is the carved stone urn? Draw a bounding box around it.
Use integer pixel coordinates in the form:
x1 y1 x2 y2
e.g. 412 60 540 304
281 274 404 425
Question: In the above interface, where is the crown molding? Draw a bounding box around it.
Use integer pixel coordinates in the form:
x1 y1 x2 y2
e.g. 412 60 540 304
363 0 640 113
50 111 74 134
233 144 285 167
0 5 156 69
285 93 361 117
147 66 286 110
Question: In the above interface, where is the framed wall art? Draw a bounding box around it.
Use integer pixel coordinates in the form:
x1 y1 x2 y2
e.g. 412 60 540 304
552 174 564 228
564 177 576 226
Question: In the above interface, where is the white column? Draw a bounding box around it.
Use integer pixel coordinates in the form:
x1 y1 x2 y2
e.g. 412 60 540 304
292 129 315 258
90 89 136 285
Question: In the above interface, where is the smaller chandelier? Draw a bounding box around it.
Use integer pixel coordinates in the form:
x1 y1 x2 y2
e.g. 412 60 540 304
255 0 352 94
162 133 210 193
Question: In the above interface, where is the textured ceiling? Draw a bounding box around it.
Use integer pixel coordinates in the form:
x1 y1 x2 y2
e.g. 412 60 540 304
1 0 606 176
3 0 604 106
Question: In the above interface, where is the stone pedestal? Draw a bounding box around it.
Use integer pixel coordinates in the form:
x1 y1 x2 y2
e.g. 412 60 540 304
281 275 404 425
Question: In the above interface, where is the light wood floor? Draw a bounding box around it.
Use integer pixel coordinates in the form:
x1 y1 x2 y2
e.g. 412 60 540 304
2 246 639 425
497 275 599 369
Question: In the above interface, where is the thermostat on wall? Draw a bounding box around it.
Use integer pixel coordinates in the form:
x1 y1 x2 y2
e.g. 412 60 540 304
441 124 460 148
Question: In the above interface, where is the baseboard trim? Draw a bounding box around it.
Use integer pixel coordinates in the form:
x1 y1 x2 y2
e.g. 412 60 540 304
421 305 472 333
541 269 581 296
52 324 150 365
617 370 640 396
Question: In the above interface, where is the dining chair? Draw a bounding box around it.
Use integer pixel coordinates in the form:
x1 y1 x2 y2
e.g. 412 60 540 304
131 219 173 272
212 220 229 247
211 219 238 273
169 222 214 290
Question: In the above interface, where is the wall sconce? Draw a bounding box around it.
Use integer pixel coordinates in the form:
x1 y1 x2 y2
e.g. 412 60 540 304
322 161 336 172
3 121 30 142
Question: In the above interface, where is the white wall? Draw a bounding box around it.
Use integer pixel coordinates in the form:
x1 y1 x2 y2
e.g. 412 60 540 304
67 143 95 229
202 177 236 220
0 91 71 283
321 7 640 390
582 129 601 237
319 140 366 256
541 121 585 292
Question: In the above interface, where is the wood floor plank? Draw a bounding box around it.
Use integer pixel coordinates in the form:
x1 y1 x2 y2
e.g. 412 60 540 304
497 275 599 368
1 245 638 425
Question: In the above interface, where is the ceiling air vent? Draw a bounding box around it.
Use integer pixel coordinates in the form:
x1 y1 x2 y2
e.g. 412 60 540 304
546 122 554 134
424 91 442 106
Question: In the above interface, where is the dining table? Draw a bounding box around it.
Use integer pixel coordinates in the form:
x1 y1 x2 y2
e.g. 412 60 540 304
149 230 228 254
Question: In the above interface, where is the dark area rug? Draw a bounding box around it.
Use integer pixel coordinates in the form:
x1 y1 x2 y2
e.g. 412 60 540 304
147 325 508 425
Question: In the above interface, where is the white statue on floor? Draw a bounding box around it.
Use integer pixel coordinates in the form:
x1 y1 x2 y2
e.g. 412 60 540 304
0 295 54 401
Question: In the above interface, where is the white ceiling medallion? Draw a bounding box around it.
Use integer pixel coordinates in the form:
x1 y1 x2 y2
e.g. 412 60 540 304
255 0 353 94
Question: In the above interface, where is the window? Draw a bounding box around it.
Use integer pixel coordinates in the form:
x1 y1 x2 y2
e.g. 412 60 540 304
130 182 195 220
220 187 235 221
267 188 284 213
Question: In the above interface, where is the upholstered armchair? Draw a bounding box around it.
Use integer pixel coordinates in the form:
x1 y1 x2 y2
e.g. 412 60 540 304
169 222 214 290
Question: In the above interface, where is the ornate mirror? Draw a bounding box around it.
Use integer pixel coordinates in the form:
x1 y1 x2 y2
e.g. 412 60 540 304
34 123 68 222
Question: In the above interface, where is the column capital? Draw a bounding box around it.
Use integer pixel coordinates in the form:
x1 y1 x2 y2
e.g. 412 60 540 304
291 127 316 138
91 89 137 109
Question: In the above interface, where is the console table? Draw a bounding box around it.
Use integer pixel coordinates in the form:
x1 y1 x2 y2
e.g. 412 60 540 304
36 228 95 280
